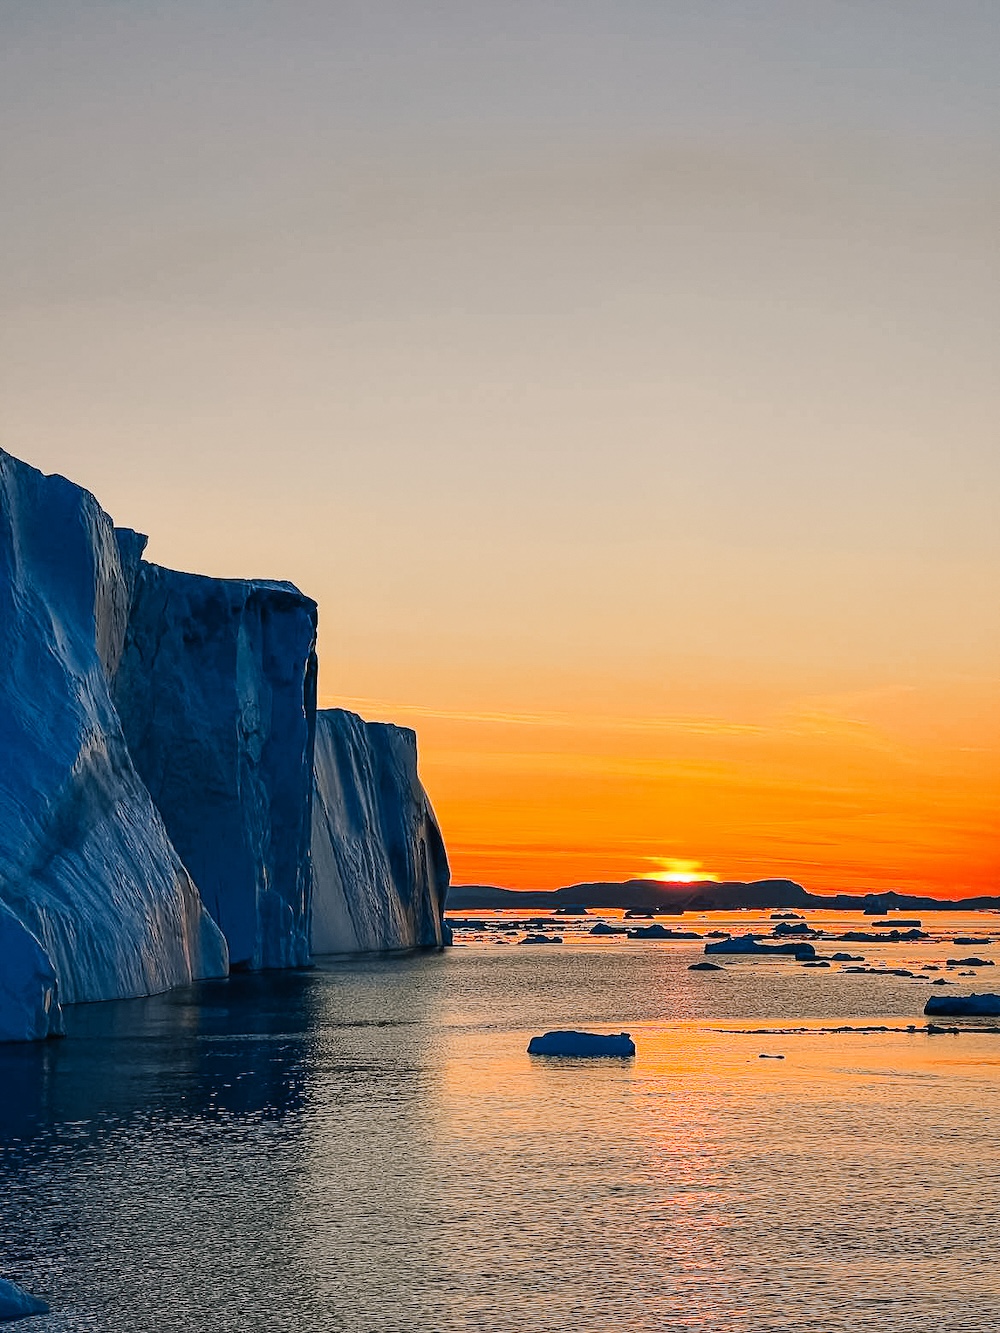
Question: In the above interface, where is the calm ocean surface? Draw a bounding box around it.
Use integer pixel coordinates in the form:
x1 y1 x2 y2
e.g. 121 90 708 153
1 910 998 1332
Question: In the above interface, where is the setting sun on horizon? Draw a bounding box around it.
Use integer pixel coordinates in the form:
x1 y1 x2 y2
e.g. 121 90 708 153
5 3 997 905
640 858 721 884
321 675 999 898
2 7 1000 1326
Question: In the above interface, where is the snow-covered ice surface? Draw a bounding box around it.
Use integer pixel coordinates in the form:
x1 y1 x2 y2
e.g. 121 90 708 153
0 452 227 1040
116 565 318 970
311 709 449 952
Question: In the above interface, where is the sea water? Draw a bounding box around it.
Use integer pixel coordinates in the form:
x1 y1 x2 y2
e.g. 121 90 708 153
0 910 998 1332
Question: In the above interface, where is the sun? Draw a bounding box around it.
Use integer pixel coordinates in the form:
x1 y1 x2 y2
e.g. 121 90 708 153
640 857 720 884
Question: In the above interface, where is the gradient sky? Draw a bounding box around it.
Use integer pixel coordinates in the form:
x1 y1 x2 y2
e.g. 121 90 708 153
2 3 997 895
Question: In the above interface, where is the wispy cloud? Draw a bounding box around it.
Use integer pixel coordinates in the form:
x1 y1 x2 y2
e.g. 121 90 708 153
319 693 767 737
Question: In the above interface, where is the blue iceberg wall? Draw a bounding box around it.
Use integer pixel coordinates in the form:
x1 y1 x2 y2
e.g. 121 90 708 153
0 450 449 1041
0 451 228 1041
115 566 318 971
311 709 450 953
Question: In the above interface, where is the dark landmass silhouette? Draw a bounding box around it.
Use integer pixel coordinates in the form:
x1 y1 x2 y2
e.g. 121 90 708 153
448 880 1000 913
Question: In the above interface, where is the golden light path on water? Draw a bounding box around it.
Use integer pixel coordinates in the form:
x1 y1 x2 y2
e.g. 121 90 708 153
0 907 997 1331
419 908 1000 1328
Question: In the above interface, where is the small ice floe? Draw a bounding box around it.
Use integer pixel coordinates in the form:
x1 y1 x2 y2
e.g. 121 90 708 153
0 1279 49 1322
589 921 626 936
527 1030 636 1057
519 933 563 944
722 1024 917 1036
705 935 815 959
758 1053 785 1059
689 961 724 971
626 924 702 940
924 993 1000 1017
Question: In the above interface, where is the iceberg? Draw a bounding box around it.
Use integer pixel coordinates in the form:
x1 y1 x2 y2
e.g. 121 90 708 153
704 935 816 959
115 564 318 970
924 993 1000 1017
589 920 626 935
0 449 451 1041
527 1030 636 1057
310 709 449 952
0 905 60 1045
0 451 228 1040
626 924 702 939
0 1278 49 1321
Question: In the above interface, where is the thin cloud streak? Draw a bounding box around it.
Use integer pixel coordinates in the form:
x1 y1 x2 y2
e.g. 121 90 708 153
321 693 771 737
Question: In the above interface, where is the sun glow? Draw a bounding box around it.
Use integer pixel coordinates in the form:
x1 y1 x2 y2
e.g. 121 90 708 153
641 858 720 884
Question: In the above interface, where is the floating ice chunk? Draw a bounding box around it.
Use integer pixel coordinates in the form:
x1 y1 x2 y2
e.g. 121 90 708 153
0 1278 49 1321
705 935 815 959
924 993 1000 1017
626 924 701 939
527 1030 635 1057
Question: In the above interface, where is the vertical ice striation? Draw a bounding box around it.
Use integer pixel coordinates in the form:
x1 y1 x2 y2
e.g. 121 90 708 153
0 451 228 1040
0 902 61 1044
115 566 318 970
0 447 451 1042
311 709 450 953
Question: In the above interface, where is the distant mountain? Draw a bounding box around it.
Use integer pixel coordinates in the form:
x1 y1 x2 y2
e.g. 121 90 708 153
447 881 1000 913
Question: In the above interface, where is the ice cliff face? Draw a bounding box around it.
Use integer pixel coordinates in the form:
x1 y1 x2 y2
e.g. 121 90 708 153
0 452 228 1041
115 567 318 971
0 449 449 1042
311 709 450 952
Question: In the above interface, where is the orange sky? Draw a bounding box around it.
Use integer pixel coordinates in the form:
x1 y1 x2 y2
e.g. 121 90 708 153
4 5 998 900
323 666 1000 897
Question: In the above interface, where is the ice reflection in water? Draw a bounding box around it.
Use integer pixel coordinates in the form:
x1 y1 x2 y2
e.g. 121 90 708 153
0 929 997 1332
